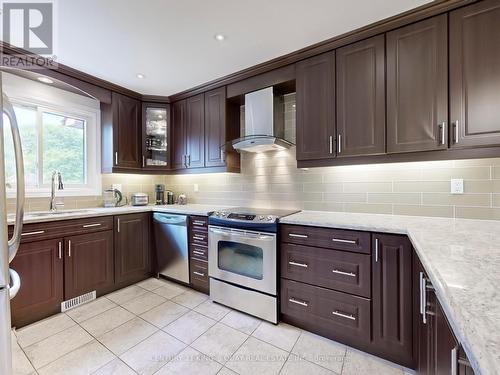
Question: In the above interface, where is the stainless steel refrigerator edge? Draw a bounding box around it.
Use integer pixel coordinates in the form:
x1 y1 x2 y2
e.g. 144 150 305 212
0 72 26 375
153 213 189 283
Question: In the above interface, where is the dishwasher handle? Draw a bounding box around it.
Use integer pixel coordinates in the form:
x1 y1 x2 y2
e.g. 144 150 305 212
153 213 187 226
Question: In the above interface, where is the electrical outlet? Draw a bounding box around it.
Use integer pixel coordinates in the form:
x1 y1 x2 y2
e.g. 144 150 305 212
450 179 464 194
112 184 122 192
193 184 199 193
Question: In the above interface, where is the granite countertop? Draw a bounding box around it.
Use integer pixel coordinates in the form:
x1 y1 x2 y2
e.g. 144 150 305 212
281 211 500 375
7 204 233 225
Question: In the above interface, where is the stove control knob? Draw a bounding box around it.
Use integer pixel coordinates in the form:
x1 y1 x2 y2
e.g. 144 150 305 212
267 216 274 221
258 215 265 221
214 211 220 217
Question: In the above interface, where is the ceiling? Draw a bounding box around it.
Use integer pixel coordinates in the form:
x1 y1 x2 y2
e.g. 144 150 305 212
57 0 431 96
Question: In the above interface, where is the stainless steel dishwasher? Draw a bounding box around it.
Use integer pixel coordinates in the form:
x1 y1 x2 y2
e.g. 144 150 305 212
153 213 189 283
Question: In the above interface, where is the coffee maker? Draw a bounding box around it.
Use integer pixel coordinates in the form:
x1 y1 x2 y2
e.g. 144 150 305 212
155 184 165 205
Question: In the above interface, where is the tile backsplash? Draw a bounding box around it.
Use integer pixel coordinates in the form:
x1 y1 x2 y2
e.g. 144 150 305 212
8 93 500 220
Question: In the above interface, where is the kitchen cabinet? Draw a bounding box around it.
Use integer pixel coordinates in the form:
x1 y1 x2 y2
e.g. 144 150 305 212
386 15 448 154
64 231 114 300
10 238 64 327
450 0 500 148
372 233 413 368
189 216 209 294
172 100 187 169
295 52 336 161
142 102 170 169
186 94 205 168
114 213 151 286
336 35 385 157
111 92 142 169
204 87 226 167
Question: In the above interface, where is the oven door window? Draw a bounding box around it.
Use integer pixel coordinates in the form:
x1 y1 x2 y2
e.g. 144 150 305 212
218 241 263 280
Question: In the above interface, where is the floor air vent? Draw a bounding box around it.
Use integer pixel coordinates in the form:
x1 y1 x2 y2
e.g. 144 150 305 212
61 291 96 312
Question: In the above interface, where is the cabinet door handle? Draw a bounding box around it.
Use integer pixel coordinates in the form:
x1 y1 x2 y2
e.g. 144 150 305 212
289 261 308 268
453 121 459 144
332 310 356 321
193 271 205 277
332 237 357 244
421 275 428 324
329 135 333 154
142 155 145 168
332 269 356 277
337 134 342 154
374 238 379 262
58 241 62 259
289 298 308 307
117 218 120 233
115 152 118 165
82 223 102 228
188 154 191 166
419 272 425 316
193 250 205 256
439 122 446 145
21 230 45 236
289 233 308 239
68 240 72 257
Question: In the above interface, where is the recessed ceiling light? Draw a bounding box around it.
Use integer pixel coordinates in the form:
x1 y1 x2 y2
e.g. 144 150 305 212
214 34 226 41
37 76 54 84
136 73 145 79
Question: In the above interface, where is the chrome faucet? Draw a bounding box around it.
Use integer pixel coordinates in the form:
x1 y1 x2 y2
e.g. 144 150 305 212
49 171 64 212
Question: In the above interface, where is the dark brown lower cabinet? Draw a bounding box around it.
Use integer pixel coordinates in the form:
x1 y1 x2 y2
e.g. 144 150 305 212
10 238 64 327
114 213 151 286
64 231 114 300
189 216 209 294
190 258 209 294
372 233 414 368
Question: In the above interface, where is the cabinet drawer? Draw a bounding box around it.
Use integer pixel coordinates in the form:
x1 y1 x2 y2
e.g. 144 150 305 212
14 216 114 243
190 259 209 293
190 230 208 246
281 279 371 342
281 243 371 298
281 225 371 254
190 244 208 261
190 216 208 230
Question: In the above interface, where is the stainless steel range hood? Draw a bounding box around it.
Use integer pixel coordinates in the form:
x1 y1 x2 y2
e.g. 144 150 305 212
231 87 293 153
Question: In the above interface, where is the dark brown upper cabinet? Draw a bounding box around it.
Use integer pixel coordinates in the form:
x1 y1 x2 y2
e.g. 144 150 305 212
295 52 336 161
450 0 500 149
204 87 226 167
142 102 170 170
336 35 385 157
386 15 448 154
372 233 413 368
186 94 205 168
172 100 187 169
111 92 142 169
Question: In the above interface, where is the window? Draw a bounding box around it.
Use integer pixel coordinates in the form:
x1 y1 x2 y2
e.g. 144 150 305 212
3 98 100 197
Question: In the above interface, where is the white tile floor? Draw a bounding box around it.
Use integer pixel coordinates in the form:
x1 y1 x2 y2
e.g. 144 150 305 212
11 278 414 375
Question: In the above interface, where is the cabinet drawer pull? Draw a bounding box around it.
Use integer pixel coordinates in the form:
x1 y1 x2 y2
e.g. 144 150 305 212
289 233 308 239
332 310 356 321
289 261 308 268
58 241 62 260
332 269 356 277
289 298 308 307
193 271 205 277
193 250 205 256
82 223 102 228
115 152 118 165
193 220 206 226
68 240 72 257
117 218 120 233
21 230 45 236
375 238 379 262
332 237 357 244
451 347 458 375
193 235 206 241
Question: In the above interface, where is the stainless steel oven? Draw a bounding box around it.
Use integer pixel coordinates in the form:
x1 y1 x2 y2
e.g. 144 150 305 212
208 226 277 295
207 207 299 323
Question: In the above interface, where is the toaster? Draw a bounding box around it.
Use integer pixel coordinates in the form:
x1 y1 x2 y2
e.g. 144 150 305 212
131 193 149 206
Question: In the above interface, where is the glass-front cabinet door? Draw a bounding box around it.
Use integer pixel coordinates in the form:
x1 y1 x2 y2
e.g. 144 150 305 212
142 103 169 168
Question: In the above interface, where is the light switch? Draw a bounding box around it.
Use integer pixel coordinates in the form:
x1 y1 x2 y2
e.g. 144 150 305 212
450 179 464 194
194 184 199 192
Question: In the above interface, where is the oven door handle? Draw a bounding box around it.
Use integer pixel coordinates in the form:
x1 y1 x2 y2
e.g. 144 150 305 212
209 227 275 241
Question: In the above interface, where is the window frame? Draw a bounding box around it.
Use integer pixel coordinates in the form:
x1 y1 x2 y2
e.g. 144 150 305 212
5 95 101 198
